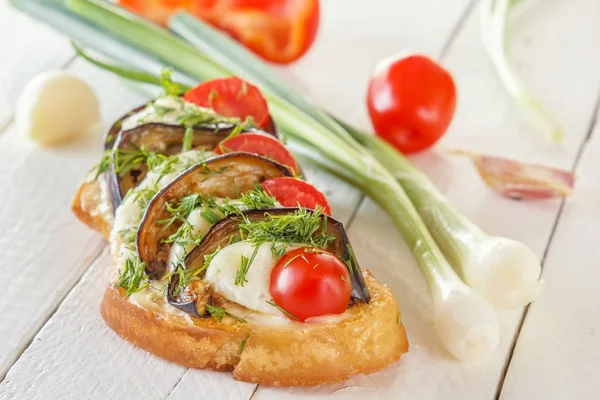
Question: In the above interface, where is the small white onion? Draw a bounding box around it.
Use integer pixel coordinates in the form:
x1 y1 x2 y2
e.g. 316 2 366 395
16 70 100 145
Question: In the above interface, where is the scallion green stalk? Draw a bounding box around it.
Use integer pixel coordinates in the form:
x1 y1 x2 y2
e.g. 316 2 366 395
339 122 543 309
482 0 563 142
66 0 501 360
168 11 544 310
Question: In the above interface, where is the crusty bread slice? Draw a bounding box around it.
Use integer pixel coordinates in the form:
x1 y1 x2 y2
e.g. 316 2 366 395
102 271 408 386
72 178 112 240
73 176 409 386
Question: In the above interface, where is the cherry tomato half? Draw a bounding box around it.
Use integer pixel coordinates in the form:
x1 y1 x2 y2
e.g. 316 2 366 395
117 0 320 64
270 247 351 322
261 177 331 215
367 54 457 154
184 77 270 129
214 132 300 175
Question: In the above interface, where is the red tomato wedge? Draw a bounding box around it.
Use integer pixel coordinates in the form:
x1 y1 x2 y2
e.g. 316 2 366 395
184 77 270 129
270 247 351 322
117 0 320 64
260 177 331 215
214 132 300 175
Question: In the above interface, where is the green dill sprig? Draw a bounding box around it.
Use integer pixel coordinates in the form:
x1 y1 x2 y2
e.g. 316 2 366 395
200 208 221 224
159 67 184 96
118 227 136 244
156 194 204 229
91 150 112 180
168 245 221 297
239 207 334 259
236 255 250 287
113 145 151 177
206 304 246 323
235 245 260 287
266 300 299 321
237 184 276 210
217 185 277 217
182 127 194 152
115 256 149 297
344 243 358 275
238 334 250 355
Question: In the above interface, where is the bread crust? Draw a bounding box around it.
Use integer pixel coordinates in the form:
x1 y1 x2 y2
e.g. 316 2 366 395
102 271 408 386
74 175 409 386
72 178 112 240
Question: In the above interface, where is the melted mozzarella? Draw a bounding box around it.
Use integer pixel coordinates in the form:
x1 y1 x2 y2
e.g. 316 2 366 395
121 96 223 131
205 241 290 316
110 150 215 268
167 206 223 270
167 200 282 270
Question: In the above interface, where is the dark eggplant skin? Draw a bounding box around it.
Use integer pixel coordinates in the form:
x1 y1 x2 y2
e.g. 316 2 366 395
104 102 279 210
104 103 278 150
167 208 371 317
136 153 292 279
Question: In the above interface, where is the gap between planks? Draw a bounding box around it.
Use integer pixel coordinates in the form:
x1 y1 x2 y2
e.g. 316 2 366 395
493 89 600 400
0 242 106 384
0 51 84 383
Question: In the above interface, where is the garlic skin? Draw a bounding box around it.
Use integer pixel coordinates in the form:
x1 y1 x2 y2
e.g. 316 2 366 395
16 70 100 145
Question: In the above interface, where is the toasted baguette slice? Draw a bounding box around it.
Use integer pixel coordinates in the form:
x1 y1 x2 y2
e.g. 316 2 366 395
72 178 112 240
102 271 408 386
73 176 409 385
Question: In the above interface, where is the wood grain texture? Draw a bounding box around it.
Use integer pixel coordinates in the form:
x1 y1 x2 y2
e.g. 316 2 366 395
0 57 148 379
253 0 600 398
0 249 189 400
498 110 600 398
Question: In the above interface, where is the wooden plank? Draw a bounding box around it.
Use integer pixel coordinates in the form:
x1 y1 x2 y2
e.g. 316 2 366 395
0 249 190 400
252 0 600 398
0 57 148 379
498 110 600 398
0 0 73 129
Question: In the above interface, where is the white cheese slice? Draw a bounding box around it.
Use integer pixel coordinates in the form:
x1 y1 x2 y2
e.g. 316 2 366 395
110 150 216 268
205 241 288 315
167 207 223 270
121 96 222 131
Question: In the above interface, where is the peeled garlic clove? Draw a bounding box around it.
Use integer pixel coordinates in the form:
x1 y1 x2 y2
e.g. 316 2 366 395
16 70 100 145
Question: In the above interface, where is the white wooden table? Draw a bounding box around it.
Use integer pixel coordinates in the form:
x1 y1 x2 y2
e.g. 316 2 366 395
1 0 599 399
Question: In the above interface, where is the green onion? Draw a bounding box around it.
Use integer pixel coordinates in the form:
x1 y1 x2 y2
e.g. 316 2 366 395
66 0 501 361
339 122 543 309
169 11 543 310
482 0 563 142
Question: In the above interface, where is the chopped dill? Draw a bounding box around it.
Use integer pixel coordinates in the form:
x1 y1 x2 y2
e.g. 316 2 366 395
238 334 250 355
266 300 299 321
115 256 149 297
206 305 246 323
159 68 183 96
200 208 221 224
239 207 334 259
91 150 112 180
235 245 259 287
182 126 194 152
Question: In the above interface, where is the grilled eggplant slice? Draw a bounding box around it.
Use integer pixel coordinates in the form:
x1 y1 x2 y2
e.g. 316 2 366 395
137 153 292 278
105 103 278 209
104 103 278 150
167 208 371 317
